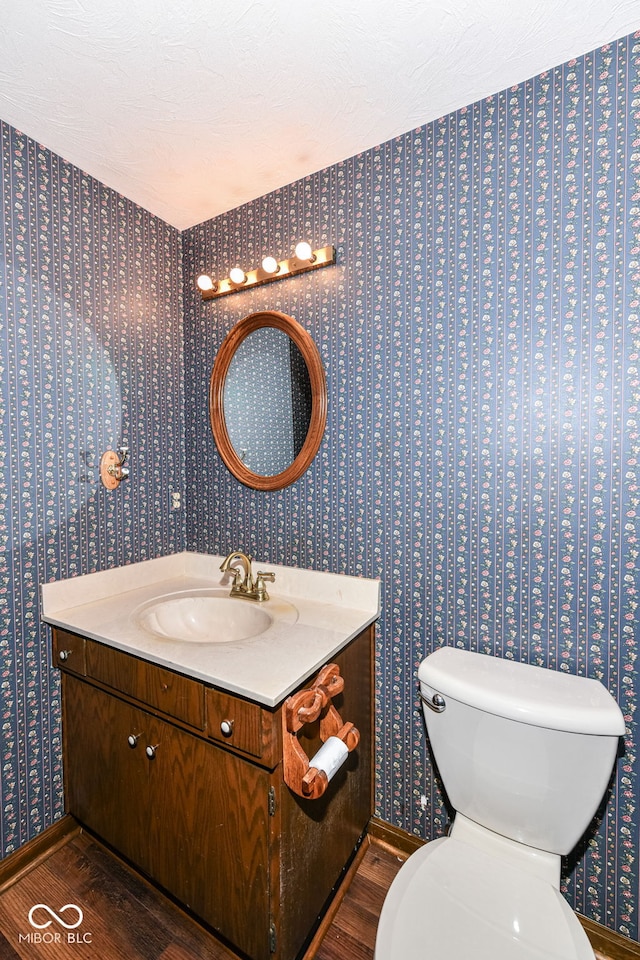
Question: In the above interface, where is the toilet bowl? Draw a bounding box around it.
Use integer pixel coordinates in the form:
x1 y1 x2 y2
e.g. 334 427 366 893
374 647 625 959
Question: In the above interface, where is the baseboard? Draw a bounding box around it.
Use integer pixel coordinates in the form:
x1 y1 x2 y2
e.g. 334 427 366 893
579 915 640 960
367 816 425 856
0 814 80 893
367 818 640 960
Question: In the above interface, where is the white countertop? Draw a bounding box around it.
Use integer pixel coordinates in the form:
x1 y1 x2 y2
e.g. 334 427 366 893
40 552 380 707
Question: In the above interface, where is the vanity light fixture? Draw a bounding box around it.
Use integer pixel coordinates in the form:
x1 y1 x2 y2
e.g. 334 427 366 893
197 243 336 301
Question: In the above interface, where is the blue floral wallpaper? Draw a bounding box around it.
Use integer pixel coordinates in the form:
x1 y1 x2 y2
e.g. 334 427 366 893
1 25 640 948
0 123 185 854
182 33 640 941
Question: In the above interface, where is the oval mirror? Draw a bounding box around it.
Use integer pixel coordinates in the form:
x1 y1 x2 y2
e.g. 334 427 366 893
209 311 327 490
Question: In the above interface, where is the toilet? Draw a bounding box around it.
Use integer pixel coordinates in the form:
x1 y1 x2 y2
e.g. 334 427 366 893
374 647 625 959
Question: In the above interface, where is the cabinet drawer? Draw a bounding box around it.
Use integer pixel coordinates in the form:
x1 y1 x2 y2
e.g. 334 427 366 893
206 688 278 765
52 629 86 675
85 640 205 729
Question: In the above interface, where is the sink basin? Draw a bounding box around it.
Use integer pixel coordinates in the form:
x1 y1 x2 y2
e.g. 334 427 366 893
134 589 297 643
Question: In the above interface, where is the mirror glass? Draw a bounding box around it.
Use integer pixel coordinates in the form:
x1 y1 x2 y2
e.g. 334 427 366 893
224 329 312 476
210 311 327 491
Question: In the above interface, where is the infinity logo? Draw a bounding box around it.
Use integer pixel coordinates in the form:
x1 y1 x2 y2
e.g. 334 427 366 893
28 904 84 930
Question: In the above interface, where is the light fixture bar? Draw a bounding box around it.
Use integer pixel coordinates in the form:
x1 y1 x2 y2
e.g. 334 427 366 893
199 245 336 301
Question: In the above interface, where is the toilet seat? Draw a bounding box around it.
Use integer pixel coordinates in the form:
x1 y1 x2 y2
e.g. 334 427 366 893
374 837 595 960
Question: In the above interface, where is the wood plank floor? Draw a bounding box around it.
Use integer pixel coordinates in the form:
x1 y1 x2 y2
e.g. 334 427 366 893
0 831 237 960
311 838 406 960
0 827 626 960
0 830 404 960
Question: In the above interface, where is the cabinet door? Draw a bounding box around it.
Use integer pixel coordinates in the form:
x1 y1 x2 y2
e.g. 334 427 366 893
63 676 151 870
144 712 274 960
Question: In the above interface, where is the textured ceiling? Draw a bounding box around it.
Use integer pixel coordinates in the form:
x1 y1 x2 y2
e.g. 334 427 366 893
0 1 638 230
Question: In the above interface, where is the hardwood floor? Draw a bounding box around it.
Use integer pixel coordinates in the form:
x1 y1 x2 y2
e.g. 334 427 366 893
0 829 404 960
310 838 406 960
0 825 629 960
0 831 237 959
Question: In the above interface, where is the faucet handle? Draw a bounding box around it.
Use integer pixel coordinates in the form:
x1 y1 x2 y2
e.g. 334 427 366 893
255 571 275 601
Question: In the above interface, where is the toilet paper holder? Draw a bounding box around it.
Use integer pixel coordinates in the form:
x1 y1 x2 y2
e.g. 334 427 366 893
282 663 359 800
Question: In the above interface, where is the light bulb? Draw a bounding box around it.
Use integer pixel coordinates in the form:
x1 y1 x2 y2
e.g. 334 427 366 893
196 274 215 291
229 267 246 285
261 256 279 274
294 241 314 262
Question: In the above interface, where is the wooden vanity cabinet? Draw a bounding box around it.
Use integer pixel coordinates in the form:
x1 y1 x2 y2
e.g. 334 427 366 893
54 626 373 960
63 677 273 959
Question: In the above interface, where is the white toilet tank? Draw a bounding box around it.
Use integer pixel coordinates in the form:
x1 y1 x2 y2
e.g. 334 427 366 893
419 648 625 855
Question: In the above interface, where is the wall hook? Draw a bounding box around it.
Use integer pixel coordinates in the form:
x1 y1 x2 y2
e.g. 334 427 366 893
100 447 130 490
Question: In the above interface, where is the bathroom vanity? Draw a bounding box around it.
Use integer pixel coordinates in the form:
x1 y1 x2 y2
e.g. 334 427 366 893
43 553 379 960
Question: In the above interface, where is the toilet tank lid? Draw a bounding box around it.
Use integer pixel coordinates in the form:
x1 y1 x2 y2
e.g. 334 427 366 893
418 647 626 736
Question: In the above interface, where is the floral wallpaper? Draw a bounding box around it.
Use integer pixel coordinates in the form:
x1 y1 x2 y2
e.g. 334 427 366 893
0 123 184 855
182 32 640 941
1 25 640 948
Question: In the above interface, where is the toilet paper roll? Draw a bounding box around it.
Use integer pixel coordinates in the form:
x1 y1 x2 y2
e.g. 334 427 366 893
308 736 349 782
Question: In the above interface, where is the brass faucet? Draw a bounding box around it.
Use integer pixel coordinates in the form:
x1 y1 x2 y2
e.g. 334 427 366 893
219 551 275 602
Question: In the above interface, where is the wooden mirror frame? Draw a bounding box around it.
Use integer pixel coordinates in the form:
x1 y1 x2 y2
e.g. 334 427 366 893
209 310 327 491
